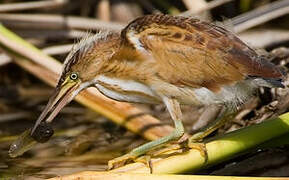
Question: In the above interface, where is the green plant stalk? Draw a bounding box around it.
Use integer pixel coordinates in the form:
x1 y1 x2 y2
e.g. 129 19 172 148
259 131 289 148
109 112 289 174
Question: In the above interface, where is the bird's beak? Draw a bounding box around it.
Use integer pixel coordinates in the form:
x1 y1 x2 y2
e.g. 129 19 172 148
31 77 81 136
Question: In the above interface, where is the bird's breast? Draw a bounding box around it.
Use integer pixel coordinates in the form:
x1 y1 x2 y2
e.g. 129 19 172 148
94 75 161 104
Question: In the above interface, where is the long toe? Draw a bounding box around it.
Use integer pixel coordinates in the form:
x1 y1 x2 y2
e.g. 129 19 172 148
107 153 137 170
148 143 185 157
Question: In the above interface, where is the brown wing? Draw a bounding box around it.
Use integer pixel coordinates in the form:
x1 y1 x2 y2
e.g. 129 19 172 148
120 14 283 91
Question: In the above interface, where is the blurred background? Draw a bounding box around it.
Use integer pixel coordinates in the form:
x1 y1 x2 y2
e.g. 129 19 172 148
0 0 289 179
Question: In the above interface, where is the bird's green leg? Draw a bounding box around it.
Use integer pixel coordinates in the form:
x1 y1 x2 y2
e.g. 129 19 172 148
108 97 185 170
188 108 235 162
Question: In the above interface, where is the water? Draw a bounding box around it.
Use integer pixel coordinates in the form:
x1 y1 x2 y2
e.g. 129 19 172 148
0 120 128 179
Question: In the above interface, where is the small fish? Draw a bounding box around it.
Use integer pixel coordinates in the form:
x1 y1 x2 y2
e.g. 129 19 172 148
9 122 54 158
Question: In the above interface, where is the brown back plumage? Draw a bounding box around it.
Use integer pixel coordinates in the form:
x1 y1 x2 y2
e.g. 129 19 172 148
119 14 284 91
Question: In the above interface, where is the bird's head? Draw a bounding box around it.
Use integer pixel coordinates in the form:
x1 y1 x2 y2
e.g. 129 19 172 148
30 32 120 141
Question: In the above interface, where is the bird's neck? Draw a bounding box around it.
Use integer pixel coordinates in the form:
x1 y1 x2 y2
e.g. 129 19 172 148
97 33 155 81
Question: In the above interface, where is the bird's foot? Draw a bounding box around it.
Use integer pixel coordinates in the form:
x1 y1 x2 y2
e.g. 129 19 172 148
188 133 208 164
108 152 154 172
147 143 186 157
107 152 137 170
107 135 208 171
148 137 208 164
107 142 185 172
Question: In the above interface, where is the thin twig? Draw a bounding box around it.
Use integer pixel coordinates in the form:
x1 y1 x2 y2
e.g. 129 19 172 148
0 44 73 65
239 29 289 48
42 44 73 55
0 112 31 123
14 29 87 40
0 0 68 12
0 13 124 32
180 0 233 17
231 0 289 33
182 0 207 11
97 0 111 21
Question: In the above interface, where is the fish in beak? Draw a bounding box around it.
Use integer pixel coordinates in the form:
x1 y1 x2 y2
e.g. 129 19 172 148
9 76 82 157
31 77 81 141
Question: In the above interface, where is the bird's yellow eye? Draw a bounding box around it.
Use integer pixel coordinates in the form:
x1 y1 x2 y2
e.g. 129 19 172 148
70 73 78 80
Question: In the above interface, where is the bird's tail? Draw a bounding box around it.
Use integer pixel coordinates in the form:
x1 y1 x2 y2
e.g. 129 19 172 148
252 77 284 88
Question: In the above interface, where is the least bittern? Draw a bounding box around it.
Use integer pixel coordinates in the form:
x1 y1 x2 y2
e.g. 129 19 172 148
10 14 285 169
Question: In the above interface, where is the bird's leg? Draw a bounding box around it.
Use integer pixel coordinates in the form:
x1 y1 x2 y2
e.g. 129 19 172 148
188 107 236 162
108 97 185 170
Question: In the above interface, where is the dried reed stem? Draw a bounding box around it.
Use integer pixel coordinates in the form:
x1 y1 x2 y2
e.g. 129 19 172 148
0 13 124 31
232 0 289 33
